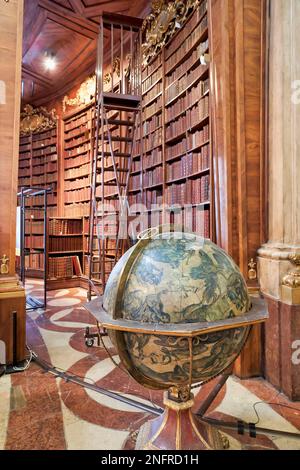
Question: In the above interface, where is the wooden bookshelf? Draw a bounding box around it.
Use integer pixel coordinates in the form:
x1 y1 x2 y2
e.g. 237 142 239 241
62 103 94 218
130 0 212 239
18 127 58 277
47 217 84 289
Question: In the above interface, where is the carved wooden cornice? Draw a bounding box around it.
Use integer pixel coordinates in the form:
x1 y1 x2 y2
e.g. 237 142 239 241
20 104 57 136
62 75 96 113
62 58 124 112
142 0 200 63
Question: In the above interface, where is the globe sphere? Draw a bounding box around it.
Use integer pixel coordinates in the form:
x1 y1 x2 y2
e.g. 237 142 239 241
103 230 251 390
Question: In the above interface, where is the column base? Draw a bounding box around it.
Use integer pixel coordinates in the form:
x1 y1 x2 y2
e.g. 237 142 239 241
264 295 300 401
0 275 26 364
258 244 300 401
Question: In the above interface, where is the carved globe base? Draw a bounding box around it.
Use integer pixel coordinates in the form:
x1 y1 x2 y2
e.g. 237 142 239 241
135 392 225 450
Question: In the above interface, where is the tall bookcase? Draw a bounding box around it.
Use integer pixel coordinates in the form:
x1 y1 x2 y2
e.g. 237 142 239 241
130 0 212 239
18 127 58 276
62 102 95 283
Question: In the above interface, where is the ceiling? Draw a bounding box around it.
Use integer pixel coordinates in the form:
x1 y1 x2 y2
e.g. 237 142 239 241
22 0 150 106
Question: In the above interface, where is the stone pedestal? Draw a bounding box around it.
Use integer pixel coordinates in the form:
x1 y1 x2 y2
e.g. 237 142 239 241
136 392 224 450
258 0 300 400
0 276 26 364
258 249 300 400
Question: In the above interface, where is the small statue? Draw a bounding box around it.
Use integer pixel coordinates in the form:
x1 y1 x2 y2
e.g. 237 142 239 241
0 254 9 275
248 258 257 280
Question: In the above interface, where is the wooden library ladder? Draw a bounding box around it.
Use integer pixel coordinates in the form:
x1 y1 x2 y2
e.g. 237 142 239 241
87 12 143 301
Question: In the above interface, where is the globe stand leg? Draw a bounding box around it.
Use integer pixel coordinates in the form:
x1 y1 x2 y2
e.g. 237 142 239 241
135 392 224 450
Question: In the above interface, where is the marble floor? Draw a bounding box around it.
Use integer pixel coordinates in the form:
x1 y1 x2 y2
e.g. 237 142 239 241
1 279 300 450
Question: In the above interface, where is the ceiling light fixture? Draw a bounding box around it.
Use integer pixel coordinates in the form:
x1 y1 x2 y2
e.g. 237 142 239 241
44 53 56 71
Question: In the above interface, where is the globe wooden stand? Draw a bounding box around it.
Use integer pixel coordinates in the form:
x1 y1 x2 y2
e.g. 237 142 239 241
135 392 224 450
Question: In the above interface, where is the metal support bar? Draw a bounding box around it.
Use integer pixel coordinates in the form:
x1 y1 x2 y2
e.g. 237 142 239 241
19 186 49 310
33 353 163 416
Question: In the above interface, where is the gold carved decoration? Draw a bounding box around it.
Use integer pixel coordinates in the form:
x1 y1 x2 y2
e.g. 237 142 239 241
142 0 200 63
62 75 96 113
248 258 257 280
282 253 300 288
103 56 123 85
113 56 121 78
20 104 57 136
220 433 230 450
169 385 190 402
0 254 9 275
103 73 111 85
62 57 124 112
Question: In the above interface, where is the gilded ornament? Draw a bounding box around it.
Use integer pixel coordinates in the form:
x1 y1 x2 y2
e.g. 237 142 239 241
125 54 132 78
20 104 56 136
62 75 96 112
169 385 190 402
142 0 199 63
0 254 9 275
103 73 111 86
248 258 257 280
282 253 300 288
113 56 121 77
220 433 230 449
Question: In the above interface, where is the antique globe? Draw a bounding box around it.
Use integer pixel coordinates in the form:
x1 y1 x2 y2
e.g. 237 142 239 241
92 226 267 450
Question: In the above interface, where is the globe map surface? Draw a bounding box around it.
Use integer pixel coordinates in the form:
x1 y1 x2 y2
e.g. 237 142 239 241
103 231 251 390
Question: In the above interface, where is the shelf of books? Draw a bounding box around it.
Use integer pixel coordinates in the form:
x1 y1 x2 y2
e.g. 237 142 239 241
63 102 93 218
47 217 84 289
130 0 212 239
18 126 58 277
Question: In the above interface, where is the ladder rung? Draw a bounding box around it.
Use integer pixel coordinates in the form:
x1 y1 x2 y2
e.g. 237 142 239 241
104 104 140 113
108 119 134 126
97 211 119 216
104 135 132 143
97 166 128 173
104 176 126 184
90 278 103 284
104 181 125 186
100 152 131 158
103 92 140 108
102 194 118 200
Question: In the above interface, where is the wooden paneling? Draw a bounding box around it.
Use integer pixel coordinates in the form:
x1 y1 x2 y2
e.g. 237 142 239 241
210 0 266 276
209 0 266 377
0 0 24 276
0 282 26 364
0 0 26 364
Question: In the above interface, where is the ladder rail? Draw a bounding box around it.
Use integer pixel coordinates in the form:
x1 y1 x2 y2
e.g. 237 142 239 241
88 28 101 301
87 14 142 299
103 108 122 199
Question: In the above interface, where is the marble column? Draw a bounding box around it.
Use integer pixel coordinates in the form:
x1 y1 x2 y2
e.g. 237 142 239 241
0 0 26 364
258 0 300 400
